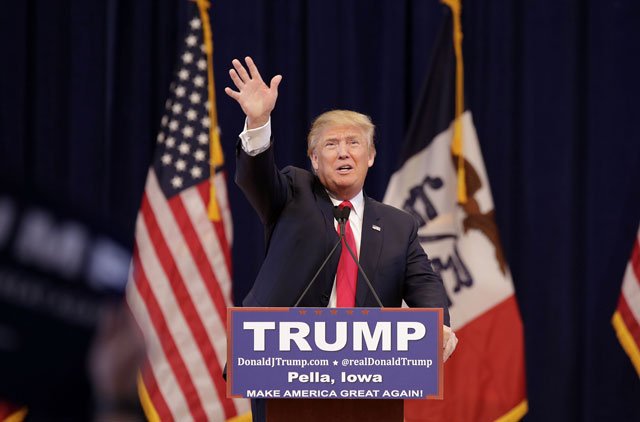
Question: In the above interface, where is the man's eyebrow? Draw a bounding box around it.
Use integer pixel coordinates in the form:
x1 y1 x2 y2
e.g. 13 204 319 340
323 135 360 142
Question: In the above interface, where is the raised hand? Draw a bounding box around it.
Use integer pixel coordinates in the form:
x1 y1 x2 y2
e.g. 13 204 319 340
224 56 282 129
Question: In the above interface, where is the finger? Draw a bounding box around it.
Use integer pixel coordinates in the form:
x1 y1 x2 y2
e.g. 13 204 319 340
232 58 251 83
245 56 263 82
270 74 283 93
224 87 240 100
442 325 451 345
443 338 452 362
443 349 451 362
229 69 245 90
443 332 458 362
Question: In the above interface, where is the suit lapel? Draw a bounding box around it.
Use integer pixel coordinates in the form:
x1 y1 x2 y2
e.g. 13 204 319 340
313 178 341 299
356 196 383 307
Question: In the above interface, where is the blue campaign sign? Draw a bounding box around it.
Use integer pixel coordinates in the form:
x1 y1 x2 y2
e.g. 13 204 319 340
226 307 443 400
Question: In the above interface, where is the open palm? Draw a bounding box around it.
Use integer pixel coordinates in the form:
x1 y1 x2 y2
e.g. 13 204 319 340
224 56 282 128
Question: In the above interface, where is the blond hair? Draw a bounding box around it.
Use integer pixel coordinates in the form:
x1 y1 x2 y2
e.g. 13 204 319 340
307 110 375 156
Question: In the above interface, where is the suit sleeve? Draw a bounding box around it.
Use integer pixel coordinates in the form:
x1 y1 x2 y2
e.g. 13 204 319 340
235 139 291 226
403 218 451 326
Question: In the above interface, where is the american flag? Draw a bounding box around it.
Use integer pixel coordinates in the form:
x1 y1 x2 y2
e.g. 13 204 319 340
126 2 249 420
612 225 640 377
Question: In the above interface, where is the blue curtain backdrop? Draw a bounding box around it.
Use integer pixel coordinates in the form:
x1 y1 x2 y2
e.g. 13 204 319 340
0 0 639 420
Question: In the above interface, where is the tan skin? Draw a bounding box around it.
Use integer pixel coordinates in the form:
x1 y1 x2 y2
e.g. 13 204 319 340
310 125 376 201
224 56 281 130
224 56 457 361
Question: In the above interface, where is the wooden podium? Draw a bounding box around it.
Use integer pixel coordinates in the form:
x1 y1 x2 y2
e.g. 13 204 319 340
266 398 403 421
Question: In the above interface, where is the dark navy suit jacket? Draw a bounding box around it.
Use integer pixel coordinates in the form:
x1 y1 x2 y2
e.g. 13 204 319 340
235 142 450 325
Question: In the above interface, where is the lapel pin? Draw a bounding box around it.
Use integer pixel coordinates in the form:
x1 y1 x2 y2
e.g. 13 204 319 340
372 225 381 231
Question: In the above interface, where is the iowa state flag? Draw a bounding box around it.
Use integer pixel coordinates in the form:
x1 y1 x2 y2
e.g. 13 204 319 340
383 3 527 421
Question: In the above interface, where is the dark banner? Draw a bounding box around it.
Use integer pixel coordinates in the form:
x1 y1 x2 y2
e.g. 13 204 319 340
0 194 131 418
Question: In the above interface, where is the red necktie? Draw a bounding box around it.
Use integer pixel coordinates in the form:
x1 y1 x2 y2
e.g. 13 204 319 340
336 201 357 307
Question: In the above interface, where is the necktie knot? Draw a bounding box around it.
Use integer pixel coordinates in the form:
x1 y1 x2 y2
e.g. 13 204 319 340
339 200 353 210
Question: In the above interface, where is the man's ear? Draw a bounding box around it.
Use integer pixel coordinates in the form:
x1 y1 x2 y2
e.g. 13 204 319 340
310 152 319 171
368 149 376 168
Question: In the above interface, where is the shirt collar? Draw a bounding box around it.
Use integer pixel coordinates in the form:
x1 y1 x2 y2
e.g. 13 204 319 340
327 190 364 219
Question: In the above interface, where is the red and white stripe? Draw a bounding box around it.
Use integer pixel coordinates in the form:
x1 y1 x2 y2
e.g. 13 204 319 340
620 233 640 327
613 229 640 375
127 169 249 421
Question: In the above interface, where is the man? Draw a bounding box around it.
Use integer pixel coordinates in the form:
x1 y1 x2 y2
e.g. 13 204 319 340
225 57 457 419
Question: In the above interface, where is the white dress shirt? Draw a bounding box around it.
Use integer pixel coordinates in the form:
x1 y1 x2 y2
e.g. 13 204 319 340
239 117 271 156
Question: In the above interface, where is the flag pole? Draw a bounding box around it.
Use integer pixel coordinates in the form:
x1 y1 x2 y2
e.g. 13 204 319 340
195 0 223 221
441 0 467 204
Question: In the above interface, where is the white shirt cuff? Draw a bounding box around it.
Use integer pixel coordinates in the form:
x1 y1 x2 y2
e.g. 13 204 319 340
239 118 271 156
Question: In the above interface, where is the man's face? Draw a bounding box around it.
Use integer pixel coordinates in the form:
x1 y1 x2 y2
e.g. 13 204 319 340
310 124 376 200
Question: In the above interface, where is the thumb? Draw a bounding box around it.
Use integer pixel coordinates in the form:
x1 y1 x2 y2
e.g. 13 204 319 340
270 74 283 93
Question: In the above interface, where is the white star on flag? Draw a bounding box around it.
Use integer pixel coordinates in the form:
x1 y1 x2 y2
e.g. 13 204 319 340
182 125 194 138
189 18 201 29
194 149 206 161
178 142 191 155
170 175 183 188
178 69 189 80
189 93 201 104
190 166 202 178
